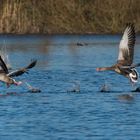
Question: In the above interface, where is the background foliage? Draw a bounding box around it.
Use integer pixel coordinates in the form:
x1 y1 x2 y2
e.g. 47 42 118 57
0 0 140 34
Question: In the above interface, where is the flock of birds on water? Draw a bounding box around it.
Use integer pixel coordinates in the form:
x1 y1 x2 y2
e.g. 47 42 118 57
0 23 140 100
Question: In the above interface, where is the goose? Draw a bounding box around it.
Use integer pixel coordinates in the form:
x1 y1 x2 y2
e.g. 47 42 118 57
0 55 37 87
96 23 140 84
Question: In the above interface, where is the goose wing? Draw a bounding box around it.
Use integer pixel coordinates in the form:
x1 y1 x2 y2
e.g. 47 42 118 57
0 55 8 74
120 62 140 69
25 59 37 69
117 23 135 66
8 59 37 77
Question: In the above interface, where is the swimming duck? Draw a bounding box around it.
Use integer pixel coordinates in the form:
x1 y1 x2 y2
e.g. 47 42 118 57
96 23 140 84
0 55 37 87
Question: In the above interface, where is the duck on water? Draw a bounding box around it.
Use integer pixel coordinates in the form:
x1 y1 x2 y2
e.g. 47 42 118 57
96 23 140 85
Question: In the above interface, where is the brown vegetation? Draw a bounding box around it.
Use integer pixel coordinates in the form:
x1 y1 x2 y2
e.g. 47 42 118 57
0 0 140 34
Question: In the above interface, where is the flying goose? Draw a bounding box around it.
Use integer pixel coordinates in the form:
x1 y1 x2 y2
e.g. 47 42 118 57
0 56 37 87
96 23 140 84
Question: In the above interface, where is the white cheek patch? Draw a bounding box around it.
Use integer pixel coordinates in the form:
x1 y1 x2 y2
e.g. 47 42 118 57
129 69 139 83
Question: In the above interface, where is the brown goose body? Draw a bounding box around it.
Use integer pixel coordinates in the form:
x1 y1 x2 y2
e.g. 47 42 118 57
96 23 139 84
0 72 14 84
97 64 130 78
0 71 21 87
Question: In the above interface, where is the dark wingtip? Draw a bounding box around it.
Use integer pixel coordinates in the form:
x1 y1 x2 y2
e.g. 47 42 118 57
125 22 135 42
0 55 9 73
26 59 37 69
126 23 135 29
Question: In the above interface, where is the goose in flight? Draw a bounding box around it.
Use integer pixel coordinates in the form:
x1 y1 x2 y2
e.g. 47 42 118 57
96 23 140 84
0 56 37 87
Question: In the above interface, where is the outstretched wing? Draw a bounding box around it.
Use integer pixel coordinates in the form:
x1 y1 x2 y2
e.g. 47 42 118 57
117 23 135 66
8 59 37 77
25 59 37 69
0 55 8 74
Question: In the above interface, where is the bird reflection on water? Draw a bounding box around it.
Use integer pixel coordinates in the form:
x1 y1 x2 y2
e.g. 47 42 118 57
118 94 134 101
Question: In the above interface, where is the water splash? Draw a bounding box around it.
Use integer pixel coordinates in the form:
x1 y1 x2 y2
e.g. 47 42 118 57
67 81 80 93
99 83 111 92
24 81 41 93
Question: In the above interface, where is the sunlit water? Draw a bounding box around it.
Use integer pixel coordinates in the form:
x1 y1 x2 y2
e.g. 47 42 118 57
0 34 140 139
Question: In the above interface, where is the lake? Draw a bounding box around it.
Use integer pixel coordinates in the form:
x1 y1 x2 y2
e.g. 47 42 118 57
0 34 140 140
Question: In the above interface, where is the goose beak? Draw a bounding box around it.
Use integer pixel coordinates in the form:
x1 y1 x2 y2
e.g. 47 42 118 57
96 68 100 71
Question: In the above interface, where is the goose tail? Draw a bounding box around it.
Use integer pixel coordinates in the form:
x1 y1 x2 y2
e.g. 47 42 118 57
129 68 139 83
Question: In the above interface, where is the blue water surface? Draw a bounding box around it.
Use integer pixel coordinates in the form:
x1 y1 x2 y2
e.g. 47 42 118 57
0 34 139 140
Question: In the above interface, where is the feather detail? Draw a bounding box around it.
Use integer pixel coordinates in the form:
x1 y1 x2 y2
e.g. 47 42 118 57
118 23 135 65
